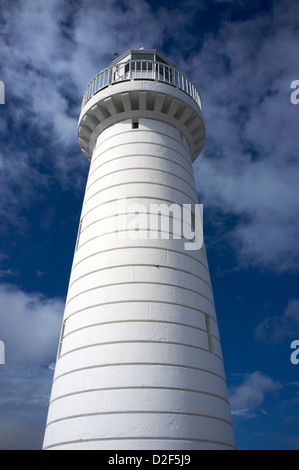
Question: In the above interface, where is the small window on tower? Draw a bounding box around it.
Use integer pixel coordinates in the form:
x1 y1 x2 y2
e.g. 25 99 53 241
132 119 139 129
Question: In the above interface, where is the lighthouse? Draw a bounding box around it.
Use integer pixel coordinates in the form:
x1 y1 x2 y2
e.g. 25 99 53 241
43 49 235 450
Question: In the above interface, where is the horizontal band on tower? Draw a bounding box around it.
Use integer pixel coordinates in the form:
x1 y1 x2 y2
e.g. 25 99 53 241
48 384 230 407
91 130 193 169
53 360 227 384
62 298 217 326
67 263 212 291
65 279 215 309
43 436 236 451
59 338 218 364
82 180 198 210
45 408 233 429
62 318 219 342
77 230 204 253
88 151 194 181
79 212 201 240
71 244 209 275
85 166 196 199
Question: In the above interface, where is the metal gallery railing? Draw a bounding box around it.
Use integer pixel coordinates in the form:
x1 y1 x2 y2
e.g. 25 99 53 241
82 59 202 110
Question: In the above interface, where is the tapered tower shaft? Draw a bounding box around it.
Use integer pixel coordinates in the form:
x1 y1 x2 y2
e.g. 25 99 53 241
43 49 235 450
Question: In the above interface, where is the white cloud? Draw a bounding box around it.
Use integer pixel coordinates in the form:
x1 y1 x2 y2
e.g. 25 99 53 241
0 0 165 214
229 371 281 418
255 299 299 344
0 365 53 449
0 284 63 365
1 0 79 145
0 0 298 274
0 0 163 144
189 0 299 272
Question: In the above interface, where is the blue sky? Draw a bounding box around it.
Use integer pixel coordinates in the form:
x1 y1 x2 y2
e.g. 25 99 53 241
0 0 298 450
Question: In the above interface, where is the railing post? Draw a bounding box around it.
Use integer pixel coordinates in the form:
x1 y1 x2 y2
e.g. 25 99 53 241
81 60 202 111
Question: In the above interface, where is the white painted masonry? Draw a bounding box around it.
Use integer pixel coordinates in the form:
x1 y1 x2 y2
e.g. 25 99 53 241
43 49 235 450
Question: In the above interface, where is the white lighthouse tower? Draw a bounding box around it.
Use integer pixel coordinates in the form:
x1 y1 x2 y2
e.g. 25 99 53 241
43 49 235 450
